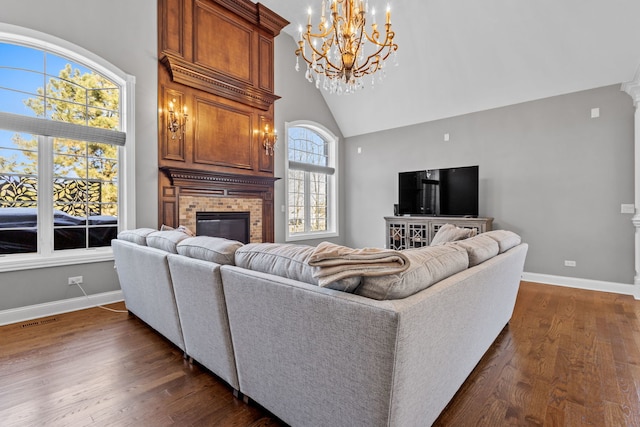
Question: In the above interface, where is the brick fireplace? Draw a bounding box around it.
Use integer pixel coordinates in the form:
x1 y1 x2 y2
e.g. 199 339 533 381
159 167 277 243
180 195 262 243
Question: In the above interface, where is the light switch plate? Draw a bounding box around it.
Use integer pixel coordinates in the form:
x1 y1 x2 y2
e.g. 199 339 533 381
621 204 635 214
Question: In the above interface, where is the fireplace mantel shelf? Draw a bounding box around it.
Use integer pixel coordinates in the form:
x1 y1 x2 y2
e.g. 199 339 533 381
160 166 280 188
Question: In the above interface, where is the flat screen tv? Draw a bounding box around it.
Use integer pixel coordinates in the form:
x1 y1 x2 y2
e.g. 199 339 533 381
398 165 479 217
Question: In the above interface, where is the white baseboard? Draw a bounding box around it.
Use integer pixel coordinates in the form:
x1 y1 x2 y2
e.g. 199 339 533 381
0 290 124 326
522 272 639 300
2 273 637 327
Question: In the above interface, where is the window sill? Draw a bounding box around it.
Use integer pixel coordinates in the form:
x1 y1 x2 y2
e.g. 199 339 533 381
285 231 339 243
0 248 114 273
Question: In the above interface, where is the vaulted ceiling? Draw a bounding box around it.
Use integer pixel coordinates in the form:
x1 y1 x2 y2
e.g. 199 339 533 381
256 0 640 138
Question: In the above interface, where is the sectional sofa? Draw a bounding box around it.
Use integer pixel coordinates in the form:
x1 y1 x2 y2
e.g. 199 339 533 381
112 227 527 427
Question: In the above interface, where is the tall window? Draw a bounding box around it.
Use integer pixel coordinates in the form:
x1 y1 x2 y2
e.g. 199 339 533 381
286 122 338 241
0 25 134 270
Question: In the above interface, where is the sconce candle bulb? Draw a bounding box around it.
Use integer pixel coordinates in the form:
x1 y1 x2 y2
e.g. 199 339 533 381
263 123 278 156
167 98 188 140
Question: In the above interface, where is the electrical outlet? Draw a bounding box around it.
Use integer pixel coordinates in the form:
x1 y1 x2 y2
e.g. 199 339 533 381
564 260 576 267
68 276 83 285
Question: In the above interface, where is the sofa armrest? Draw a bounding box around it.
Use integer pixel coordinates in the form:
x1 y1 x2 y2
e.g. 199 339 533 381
112 239 185 351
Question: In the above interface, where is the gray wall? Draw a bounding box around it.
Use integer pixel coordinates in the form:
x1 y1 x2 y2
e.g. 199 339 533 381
0 0 158 311
1 4 634 311
344 85 635 284
272 34 346 246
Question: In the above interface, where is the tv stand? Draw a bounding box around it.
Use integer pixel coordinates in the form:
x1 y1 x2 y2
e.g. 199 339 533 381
385 216 493 250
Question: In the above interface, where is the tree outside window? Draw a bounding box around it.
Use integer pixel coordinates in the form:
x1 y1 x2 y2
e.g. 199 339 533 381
0 42 122 254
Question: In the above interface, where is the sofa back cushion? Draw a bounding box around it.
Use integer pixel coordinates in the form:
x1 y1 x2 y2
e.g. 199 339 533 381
176 236 243 265
116 228 156 246
451 234 499 267
483 230 522 253
356 244 469 300
234 243 361 292
146 230 191 253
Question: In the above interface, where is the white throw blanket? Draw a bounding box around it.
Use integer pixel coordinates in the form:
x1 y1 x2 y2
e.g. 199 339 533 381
308 241 410 287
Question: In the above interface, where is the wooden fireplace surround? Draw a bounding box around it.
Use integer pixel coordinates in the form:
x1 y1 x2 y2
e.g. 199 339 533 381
157 0 288 242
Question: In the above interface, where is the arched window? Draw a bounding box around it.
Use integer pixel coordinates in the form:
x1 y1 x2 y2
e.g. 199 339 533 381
285 121 338 241
0 24 135 271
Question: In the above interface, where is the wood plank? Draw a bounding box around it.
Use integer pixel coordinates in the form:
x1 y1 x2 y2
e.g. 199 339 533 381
2 281 640 426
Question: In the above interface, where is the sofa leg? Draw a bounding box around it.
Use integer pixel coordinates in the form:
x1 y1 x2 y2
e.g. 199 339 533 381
242 394 250 405
233 389 241 399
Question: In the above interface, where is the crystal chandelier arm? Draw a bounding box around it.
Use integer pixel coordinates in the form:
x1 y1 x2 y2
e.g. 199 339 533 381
299 32 344 76
363 22 394 47
352 27 396 75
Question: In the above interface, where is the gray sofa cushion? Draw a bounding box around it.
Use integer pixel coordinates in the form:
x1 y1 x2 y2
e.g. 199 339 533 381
483 230 522 253
452 234 499 267
116 227 156 245
430 223 477 246
177 236 243 265
357 244 469 300
146 230 191 253
235 243 361 292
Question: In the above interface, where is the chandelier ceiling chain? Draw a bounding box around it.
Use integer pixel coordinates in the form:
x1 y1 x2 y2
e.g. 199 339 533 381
295 0 398 95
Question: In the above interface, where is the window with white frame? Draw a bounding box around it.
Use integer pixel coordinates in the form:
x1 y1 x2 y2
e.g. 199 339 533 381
0 25 134 270
286 121 338 241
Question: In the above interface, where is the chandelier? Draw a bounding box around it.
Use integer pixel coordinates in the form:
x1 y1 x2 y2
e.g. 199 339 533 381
295 0 398 95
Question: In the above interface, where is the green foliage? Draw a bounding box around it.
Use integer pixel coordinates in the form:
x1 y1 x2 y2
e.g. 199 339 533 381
1 62 120 216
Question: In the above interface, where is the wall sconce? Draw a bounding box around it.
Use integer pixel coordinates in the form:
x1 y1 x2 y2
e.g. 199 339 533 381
167 98 188 140
263 123 278 156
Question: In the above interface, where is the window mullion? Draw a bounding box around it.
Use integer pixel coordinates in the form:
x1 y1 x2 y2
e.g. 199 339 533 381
38 135 54 255
304 170 311 233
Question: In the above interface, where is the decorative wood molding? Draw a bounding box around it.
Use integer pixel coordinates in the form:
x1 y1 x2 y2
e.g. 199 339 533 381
203 0 289 36
161 53 280 111
256 3 290 37
160 166 279 189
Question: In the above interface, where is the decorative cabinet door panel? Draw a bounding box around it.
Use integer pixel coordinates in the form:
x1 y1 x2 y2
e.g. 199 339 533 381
194 98 253 170
194 0 252 84
159 0 185 56
258 36 273 93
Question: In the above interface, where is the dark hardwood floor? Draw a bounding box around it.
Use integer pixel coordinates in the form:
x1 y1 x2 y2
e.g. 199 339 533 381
1 281 639 426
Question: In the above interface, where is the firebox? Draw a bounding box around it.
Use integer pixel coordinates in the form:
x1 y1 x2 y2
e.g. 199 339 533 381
196 211 250 243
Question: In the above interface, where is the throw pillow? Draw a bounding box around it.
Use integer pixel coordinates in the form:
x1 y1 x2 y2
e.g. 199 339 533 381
430 223 477 246
161 224 195 236
177 236 243 265
356 244 469 300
